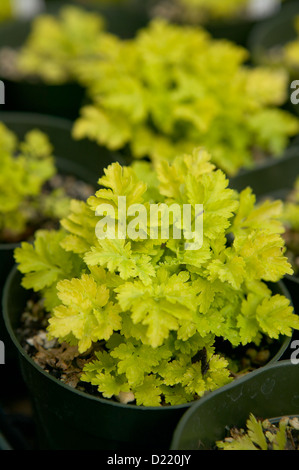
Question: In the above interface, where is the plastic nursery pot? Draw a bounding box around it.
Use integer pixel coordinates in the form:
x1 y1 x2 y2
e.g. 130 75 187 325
2 270 191 451
2 267 293 451
230 145 299 324
171 360 299 450
0 111 121 401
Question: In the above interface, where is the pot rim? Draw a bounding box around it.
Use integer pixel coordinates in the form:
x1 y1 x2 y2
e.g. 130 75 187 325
1 264 293 413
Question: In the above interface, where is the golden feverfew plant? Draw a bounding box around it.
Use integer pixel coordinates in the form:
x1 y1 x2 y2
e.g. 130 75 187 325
73 19 299 176
15 5 117 85
0 123 70 242
14 148 299 406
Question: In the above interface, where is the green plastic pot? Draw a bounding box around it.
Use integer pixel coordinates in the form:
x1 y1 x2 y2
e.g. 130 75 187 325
0 111 120 402
2 264 293 450
230 146 299 324
171 360 299 450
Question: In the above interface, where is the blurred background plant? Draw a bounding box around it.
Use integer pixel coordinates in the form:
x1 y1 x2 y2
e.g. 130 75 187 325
13 6 114 85
72 19 299 176
0 123 70 243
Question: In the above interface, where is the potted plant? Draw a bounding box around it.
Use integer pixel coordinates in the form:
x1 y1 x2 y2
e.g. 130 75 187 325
148 0 284 46
0 4 115 119
72 19 299 177
2 147 298 450
170 359 299 450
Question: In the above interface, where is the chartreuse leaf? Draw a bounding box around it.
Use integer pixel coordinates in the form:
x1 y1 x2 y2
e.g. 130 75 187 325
116 268 198 347
81 350 130 399
256 294 299 339
14 229 83 310
48 274 121 353
16 5 112 85
272 419 288 451
0 124 69 238
0 0 13 22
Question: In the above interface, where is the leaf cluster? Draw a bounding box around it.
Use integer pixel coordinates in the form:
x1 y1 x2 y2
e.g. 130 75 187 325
16 6 116 84
0 123 70 240
14 148 299 406
73 19 299 175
